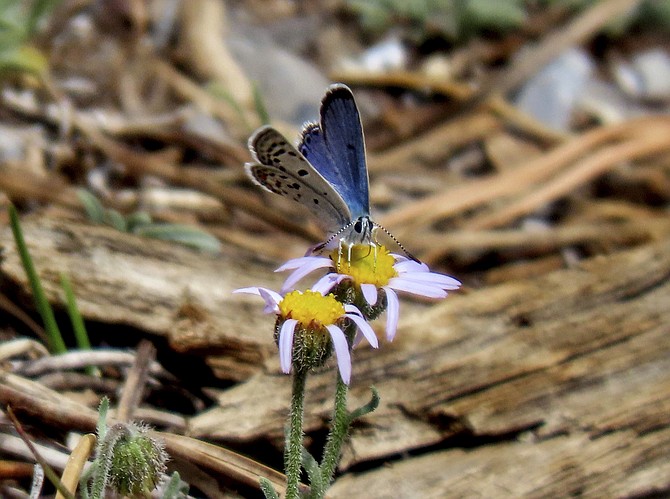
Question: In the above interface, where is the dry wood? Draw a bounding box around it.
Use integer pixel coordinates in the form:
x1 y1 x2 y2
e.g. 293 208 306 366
0 218 283 380
115 339 155 421
478 0 643 99
0 374 290 497
56 433 96 499
190 237 670 497
382 116 670 231
1 214 669 496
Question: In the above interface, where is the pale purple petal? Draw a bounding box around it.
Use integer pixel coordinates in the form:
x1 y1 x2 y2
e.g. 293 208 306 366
360 283 378 306
234 287 282 314
275 256 324 272
312 273 348 295
326 325 351 384
343 304 363 316
279 258 334 293
278 319 298 374
393 259 429 273
256 289 281 313
232 286 262 295
388 277 448 299
345 313 378 348
384 287 399 341
391 253 408 262
397 271 461 289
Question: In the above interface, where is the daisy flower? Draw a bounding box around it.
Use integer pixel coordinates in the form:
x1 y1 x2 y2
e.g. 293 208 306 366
233 287 378 384
276 244 461 341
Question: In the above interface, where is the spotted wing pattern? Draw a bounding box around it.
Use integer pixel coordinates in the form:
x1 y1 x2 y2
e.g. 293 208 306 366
246 125 352 232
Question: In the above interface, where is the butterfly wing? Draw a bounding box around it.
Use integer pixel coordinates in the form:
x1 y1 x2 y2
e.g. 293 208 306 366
299 84 370 220
246 125 352 232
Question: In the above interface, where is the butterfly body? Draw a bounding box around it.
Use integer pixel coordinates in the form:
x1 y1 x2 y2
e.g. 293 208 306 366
246 84 374 249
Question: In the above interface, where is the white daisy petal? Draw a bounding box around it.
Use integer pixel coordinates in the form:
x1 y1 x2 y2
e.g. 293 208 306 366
256 288 282 313
388 277 448 299
346 313 379 348
278 319 298 374
275 256 326 272
235 287 282 313
326 325 352 385
398 271 461 289
384 287 399 341
232 286 261 295
393 259 429 273
280 258 333 293
360 283 378 306
343 304 364 316
312 273 347 295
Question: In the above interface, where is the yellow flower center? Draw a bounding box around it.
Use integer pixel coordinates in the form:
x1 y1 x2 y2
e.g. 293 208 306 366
331 244 398 287
279 290 345 326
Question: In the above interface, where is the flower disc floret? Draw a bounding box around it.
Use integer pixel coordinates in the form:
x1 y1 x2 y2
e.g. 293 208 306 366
330 244 397 287
233 286 379 384
277 245 461 342
279 290 344 327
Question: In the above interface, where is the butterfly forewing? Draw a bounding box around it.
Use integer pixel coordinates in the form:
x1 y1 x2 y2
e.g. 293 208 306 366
307 84 369 220
246 125 352 232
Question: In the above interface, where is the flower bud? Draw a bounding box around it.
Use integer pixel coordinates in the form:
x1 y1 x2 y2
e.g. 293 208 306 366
105 422 168 497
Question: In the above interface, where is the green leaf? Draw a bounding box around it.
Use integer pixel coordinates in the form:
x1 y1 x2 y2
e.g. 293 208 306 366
0 44 48 76
301 448 324 498
259 478 280 499
96 397 109 443
125 211 153 232
461 0 526 36
161 472 189 499
25 0 61 37
77 189 106 224
348 386 380 421
346 0 394 34
104 209 128 232
641 0 670 29
132 223 222 253
0 1 26 38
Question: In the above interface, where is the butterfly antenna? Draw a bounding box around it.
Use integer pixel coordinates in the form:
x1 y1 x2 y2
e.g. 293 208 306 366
373 223 420 263
312 220 356 256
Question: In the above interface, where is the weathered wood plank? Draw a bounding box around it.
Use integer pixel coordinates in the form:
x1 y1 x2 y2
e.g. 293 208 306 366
192 238 670 497
0 218 283 380
3 218 668 496
329 426 670 498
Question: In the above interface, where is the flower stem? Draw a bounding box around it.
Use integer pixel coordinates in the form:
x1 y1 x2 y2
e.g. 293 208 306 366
319 373 349 488
285 367 308 499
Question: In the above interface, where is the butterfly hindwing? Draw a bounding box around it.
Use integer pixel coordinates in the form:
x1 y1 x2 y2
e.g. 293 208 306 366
246 125 351 232
299 84 370 220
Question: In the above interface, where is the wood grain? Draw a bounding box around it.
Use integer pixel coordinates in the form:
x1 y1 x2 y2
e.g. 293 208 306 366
2 218 668 497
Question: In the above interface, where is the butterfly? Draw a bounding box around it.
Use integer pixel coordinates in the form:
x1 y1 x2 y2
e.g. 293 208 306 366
246 83 415 260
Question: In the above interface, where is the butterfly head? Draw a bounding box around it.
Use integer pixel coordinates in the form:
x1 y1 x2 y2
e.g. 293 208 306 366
311 216 419 264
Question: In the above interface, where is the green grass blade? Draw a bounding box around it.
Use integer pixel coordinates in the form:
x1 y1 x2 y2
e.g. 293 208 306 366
60 272 97 376
251 81 270 125
8 204 66 353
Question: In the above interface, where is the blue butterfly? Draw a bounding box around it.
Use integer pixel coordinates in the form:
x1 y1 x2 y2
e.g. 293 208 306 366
246 83 375 250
